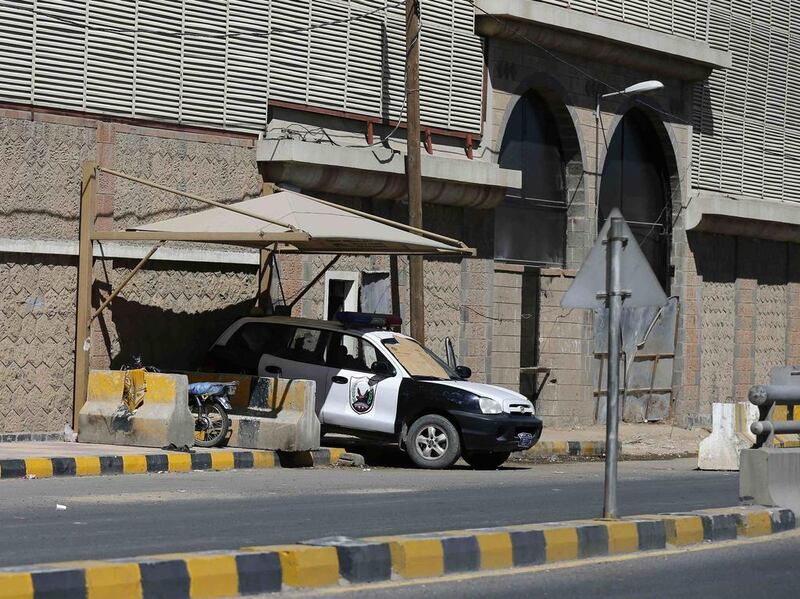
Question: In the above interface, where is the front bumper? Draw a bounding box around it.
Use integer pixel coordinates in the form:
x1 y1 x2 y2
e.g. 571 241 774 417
451 411 543 452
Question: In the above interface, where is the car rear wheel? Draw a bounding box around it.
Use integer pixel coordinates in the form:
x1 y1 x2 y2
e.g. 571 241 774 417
406 414 461 469
463 451 511 470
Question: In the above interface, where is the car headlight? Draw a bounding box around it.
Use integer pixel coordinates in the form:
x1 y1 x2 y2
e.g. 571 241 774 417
478 397 503 414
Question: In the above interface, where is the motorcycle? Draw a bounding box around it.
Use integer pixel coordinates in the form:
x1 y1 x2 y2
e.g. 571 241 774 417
187 381 237 448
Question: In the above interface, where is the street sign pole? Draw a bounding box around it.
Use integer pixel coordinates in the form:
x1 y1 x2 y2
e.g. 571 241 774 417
603 216 625 519
561 207 666 519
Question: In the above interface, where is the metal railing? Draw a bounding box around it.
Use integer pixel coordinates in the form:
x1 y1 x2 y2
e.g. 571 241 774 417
749 379 800 448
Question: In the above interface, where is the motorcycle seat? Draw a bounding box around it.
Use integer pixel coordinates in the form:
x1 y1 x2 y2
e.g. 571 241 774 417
188 381 237 396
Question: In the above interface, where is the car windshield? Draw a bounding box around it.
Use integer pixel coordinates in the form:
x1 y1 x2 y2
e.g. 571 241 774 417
381 335 458 380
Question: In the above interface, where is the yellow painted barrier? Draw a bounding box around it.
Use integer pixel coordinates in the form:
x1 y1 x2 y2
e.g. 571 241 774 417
85 563 143 599
276 545 339 588
0 572 33 599
604 521 639 554
543 527 579 562
387 538 444 579
185 554 238 599
476 532 513 570
80 370 195 449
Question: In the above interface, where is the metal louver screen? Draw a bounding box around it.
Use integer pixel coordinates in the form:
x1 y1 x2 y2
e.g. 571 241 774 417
537 0 800 205
537 0 711 40
692 0 800 204
0 0 483 134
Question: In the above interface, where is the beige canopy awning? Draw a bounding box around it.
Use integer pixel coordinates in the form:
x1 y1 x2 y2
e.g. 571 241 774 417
73 165 472 429
118 190 472 256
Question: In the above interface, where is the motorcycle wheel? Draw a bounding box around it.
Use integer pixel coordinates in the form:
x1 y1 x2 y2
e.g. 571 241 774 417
192 402 230 448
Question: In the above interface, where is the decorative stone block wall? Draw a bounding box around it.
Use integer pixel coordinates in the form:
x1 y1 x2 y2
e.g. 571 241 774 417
671 233 800 428
0 108 263 433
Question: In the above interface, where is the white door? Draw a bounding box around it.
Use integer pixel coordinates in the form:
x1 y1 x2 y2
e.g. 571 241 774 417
320 333 401 433
257 325 331 414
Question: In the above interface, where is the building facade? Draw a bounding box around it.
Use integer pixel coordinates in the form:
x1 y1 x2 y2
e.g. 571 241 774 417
1 0 798 433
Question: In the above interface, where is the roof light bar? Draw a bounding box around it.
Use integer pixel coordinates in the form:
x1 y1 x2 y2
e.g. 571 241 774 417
335 312 402 328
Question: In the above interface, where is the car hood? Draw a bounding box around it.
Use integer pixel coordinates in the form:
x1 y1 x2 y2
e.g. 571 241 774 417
427 380 533 408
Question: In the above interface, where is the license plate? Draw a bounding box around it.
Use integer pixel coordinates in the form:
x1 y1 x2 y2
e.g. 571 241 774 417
516 432 534 449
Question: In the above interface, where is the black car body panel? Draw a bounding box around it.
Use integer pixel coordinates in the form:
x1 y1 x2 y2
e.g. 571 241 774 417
395 379 542 452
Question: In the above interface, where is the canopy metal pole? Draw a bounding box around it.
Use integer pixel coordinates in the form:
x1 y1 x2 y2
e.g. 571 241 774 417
257 245 276 312
286 255 341 310
90 241 165 323
73 161 96 431
96 166 301 232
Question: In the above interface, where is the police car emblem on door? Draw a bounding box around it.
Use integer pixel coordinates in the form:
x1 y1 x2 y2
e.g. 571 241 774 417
349 377 375 414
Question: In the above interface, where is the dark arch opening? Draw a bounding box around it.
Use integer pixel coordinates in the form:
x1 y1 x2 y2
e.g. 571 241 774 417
496 91 567 266
599 108 672 288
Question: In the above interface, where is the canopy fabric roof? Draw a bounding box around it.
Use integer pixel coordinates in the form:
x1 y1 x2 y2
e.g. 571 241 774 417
128 190 471 255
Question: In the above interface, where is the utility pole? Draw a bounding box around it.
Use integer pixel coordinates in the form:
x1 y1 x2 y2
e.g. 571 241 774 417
405 0 425 343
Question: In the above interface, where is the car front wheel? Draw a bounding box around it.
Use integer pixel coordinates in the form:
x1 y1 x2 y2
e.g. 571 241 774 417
406 414 461 469
462 451 511 470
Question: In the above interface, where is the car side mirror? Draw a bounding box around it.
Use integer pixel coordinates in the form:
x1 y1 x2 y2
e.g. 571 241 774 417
455 365 471 379
371 361 393 376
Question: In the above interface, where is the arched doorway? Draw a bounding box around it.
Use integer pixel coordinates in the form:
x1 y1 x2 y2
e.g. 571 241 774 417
496 91 567 266
598 108 672 289
496 89 579 404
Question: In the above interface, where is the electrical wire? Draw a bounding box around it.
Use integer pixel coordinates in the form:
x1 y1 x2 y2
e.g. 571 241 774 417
0 0 403 39
426 288 535 323
466 0 693 127
265 13 421 150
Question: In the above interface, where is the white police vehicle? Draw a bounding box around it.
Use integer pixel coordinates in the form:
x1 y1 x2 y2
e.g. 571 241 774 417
205 312 542 469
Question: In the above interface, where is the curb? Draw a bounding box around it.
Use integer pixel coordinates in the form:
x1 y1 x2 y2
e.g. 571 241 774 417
526 440 606 457
0 506 793 597
0 447 347 480
520 440 697 460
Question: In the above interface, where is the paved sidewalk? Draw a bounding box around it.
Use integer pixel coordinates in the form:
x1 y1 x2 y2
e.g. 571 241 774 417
0 441 206 459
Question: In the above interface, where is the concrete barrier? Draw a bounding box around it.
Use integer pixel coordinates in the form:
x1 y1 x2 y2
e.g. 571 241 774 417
78 370 194 448
227 378 320 452
697 402 757 470
740 447 800 513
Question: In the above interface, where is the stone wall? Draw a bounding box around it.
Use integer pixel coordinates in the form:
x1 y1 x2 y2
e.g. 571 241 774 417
0 253 76 432
0 108 263 433
671 233 800 428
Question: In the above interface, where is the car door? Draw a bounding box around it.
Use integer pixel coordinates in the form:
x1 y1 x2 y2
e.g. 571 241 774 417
320 332 401 433
257 325 331 414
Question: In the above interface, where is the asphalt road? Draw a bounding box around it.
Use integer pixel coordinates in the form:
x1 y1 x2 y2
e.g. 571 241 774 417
286 530 800 598
0 458 736 567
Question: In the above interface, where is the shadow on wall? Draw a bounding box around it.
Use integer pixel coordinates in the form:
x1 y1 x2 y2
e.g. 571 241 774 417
689 231 800 285
103 296 255 372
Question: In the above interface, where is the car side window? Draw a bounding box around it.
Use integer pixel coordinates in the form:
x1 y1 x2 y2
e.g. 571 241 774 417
214 322 293 373
326 333 389 373
285 327 328 366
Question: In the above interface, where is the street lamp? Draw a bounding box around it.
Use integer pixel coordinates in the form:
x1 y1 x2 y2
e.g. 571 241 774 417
594 80 664 218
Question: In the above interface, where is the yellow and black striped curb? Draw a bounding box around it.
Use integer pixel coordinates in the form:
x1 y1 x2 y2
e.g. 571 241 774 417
0 506 793 598
524 440 697 458
0 447 347 480
527 440 606 457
